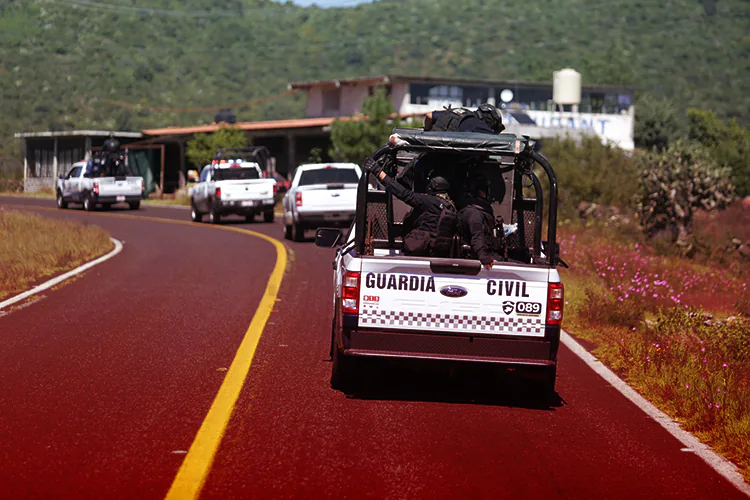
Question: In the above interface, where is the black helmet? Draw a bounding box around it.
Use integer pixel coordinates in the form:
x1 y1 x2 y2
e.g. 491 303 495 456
427 176 450 194
466 173 491 199
103 136 120 153
475 103 505 133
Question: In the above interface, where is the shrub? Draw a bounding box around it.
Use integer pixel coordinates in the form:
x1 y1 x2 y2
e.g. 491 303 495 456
634 94 685 151
540 137 640 215
329 86 400 164
687 108 750 197
637 140 734 245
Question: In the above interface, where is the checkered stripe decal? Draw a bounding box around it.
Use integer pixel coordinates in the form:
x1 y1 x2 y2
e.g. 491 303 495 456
360 308 544 334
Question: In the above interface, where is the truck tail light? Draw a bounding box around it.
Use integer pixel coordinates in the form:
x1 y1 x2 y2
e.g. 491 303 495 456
273 183 278 195
215 187 222 199
295 191 302 207
141 179 145 194
546 282 564 326
93 182 99 195
342 270 361 315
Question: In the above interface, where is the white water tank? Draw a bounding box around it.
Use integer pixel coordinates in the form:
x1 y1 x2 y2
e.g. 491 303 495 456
553 68 581 105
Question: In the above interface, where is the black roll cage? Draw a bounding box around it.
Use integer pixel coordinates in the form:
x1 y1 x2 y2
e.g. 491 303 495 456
212 147 270 171
355 130 560 267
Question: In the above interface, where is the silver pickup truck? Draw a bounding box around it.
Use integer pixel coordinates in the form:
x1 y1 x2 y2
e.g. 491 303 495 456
57 160 144 211
316 130 564 396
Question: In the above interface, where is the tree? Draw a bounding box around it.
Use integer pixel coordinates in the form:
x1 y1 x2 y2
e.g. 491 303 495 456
637 140 734 246
634 94 685 151
185 126 250 169
329 87 401 164
687 108 750 197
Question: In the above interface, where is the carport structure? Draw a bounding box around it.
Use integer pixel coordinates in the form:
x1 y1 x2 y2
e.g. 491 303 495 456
15 130 142 192
140 117 336 193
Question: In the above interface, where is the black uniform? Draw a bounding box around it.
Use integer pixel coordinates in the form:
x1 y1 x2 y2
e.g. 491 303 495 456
380 175 455 256
430 110 496 134
457 196 497 266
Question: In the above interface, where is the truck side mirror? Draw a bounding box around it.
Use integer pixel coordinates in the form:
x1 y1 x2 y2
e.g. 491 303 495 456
59 174 65 180
315 228 342 248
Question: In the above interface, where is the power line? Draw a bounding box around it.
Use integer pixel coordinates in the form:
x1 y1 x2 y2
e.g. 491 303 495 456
103 88 300 113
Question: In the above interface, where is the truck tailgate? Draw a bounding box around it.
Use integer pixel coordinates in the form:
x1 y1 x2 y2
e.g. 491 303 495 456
358 258 551 338
97 177 142 196
218 180 274 201
296 184 357 213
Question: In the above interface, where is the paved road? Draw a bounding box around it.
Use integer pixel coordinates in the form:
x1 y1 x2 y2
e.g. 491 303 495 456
0 196 746 499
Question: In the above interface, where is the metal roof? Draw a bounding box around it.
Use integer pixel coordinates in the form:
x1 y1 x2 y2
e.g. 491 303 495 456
142 117 336 136
288 74 633 93
14 130 142 139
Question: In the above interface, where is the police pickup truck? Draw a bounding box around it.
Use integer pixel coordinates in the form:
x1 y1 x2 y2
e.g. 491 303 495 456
316 130 564 395
190 147 276 224
282 163 361 241
57 159 144 211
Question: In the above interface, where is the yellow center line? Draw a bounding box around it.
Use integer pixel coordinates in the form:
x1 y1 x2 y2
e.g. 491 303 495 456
1 203 288 500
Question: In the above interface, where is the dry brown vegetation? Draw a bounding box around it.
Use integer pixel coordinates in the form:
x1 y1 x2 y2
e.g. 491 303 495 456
0 209 112 300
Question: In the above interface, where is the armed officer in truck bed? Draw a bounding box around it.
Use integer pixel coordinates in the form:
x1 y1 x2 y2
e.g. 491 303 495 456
456 171 505 269
364 155 457 257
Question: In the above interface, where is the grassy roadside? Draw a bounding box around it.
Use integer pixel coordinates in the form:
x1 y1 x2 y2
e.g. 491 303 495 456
559 221 750 480
0 209 113 301
0 190 55 199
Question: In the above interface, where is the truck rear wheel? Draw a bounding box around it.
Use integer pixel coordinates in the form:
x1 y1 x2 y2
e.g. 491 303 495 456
83 194 95 212
263 210 274 223
191 201 203 223
245 213 256 223
292 222 305 242
331 346 355 392
209 203 221 224
56 190 67 209
128 201 141 210
532 365 557 401
284 223 292 240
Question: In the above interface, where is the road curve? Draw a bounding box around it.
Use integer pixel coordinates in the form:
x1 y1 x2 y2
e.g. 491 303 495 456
0 196 747 499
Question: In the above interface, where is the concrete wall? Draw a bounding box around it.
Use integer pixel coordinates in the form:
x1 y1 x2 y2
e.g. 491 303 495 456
304 82 410 118
24 177 55 193
306 87 324 117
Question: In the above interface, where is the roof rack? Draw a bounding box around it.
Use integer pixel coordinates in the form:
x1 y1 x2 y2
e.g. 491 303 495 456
212 147 270 168
387 129 529 155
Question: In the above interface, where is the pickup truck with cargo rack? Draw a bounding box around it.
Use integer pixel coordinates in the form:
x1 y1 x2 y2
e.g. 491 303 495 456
190 147 276 224
316 130 564 396
282 163 361 241
57 159 144 211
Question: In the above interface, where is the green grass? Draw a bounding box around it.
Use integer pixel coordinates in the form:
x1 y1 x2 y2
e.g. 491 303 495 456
560 221 750 481
0 209 113 300
0 190 55 199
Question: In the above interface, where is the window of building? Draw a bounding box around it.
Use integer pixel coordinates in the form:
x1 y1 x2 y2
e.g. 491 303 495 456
409 83 463 105
322 87 341 114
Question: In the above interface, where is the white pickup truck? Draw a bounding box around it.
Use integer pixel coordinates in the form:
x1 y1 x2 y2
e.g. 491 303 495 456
282 163 361 241
190 157 276 224
316 130 565 397
56 160 144 211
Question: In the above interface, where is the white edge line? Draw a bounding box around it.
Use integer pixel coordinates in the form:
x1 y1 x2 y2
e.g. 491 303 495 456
0 238 123 311
561 330 750 496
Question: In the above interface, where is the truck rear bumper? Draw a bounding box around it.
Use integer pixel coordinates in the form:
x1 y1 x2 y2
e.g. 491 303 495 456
341 326 559 367
218 199 274 214
95 195 142 203
296 210 355 227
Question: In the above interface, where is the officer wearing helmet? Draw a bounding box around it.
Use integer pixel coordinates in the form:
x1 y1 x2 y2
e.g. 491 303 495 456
423 103 505 134
457 170 502 269
364 155 457 257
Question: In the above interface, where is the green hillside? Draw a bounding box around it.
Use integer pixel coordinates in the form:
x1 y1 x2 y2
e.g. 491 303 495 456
1 0 748 160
